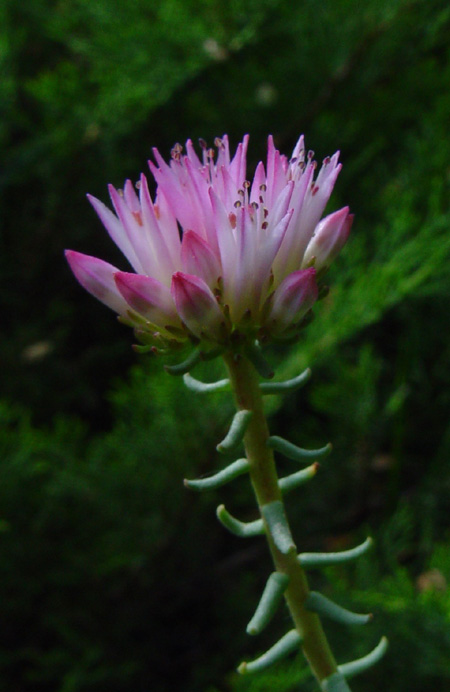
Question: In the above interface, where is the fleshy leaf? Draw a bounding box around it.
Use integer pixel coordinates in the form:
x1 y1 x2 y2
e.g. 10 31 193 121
238 629 302 674
246 572 290 635
184 458 249 491
305 592 372 626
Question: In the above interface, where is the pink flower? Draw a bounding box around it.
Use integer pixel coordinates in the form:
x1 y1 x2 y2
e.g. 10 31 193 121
66 135 350 350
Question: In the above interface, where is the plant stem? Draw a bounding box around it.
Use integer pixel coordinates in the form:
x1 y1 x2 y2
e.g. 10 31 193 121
223 352 348 689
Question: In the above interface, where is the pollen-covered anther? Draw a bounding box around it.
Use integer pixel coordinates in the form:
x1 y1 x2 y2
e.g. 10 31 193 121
132 211 143 226
171 142 183 160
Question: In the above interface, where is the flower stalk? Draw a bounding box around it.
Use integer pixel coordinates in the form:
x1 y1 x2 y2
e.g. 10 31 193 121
223 352 345 688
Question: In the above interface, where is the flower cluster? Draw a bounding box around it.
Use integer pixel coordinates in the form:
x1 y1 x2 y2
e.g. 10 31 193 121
66 135 352 352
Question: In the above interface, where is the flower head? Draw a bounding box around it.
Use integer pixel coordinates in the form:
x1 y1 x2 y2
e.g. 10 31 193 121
66 135 350 353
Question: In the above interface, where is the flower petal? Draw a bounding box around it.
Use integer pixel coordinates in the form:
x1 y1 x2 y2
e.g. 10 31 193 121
181 230 221 287
65 250 128 314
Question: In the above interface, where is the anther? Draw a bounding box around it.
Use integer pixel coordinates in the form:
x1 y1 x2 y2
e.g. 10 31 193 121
237 189 245 196
171 143 183 160
228 212 237 228
307 150 314 159
263 207 269 218
207 148 215 159
198 138 207 149
214 137 224 148
259 183 267 191
261 221 268 230
323 156 331 165
234 200 242 208
243 180 251 189
251 201 259 210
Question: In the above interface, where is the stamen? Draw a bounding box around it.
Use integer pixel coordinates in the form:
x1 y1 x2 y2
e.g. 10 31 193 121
243 180 251 189
261 221 268 230
198 138 207 149
259 183 267 191
135 180 141 190
323 156 331 165
171 143 183 161
234 200 242 208
214 137 224 149
229 212 237 228
307 150 314 160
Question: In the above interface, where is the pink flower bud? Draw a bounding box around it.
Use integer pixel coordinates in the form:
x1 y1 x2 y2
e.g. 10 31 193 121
264 268 318 333
302 207 353 272
171 272 224 339
114 272 180 327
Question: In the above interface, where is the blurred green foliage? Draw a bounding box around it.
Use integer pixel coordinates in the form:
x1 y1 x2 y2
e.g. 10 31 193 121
1 0 450 689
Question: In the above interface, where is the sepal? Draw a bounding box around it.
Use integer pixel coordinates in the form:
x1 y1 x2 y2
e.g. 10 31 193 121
217 410 253 453
246 571 290 635
184 458 249 491
260 368 311 394
238 629 302 674
267 436 332 462
164 348 201 375
305 592 372 626
261 500 296 554
216 505 264 537
298 537 373 568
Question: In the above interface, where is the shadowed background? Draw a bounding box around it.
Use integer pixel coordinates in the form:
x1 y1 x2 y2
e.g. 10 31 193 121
1 1 450 690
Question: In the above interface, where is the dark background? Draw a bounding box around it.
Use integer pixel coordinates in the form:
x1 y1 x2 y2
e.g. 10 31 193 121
1 1 450 690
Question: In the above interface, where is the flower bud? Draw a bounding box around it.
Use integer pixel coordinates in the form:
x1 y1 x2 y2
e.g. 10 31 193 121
302 207 353 272
264 268 318 334
171 272 225 339
114 272 180 327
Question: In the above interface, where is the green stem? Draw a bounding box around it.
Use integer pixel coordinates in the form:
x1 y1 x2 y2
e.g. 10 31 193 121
223 352 347 689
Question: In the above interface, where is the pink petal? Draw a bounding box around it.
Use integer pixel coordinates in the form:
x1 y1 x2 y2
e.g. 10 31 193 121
87 193 142 272
181 231 221 287
65 250 128 314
